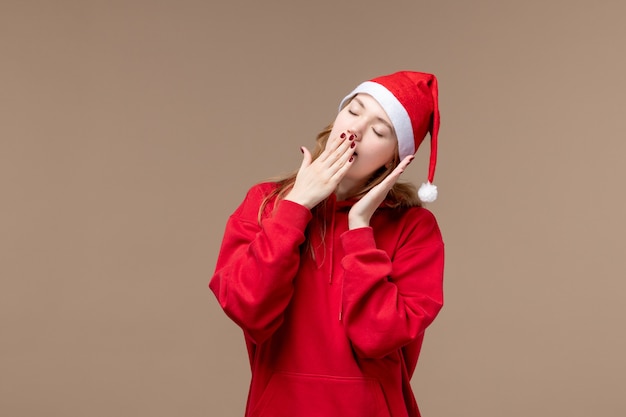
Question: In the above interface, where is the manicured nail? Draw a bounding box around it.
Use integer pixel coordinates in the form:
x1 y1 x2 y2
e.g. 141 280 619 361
300 147 304 153
340 133 346 138
350 142 356 148
348 134 355 140
349 156 354 162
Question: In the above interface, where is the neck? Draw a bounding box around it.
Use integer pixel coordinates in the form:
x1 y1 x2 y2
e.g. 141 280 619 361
335 178 364 201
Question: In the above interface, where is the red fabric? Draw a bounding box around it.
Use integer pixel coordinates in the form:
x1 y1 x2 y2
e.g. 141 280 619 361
210 182 444 417
370 71 440 184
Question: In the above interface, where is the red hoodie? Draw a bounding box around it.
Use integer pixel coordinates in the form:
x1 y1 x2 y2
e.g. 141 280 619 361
210 182 444 417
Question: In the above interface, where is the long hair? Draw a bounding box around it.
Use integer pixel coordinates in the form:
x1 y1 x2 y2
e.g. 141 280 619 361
257 122 421 261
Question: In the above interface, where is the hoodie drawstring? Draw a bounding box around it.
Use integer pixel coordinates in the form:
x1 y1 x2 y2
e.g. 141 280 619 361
328 201 336 284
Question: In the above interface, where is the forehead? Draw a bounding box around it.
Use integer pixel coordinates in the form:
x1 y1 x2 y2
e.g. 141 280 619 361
351 94 393 127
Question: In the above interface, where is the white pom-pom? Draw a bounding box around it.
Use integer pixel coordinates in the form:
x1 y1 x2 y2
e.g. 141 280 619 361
418 182 438 203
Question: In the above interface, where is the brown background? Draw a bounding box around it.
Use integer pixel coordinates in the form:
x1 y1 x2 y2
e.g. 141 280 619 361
2 0 625 416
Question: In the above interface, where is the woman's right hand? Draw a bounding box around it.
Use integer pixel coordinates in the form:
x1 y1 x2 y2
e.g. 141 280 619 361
284 132 355 209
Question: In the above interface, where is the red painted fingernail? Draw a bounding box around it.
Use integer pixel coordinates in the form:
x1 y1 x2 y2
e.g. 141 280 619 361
350 142 356 148
349 134 355 140
349 156 354 162
300 147 304 153
340 133 346 138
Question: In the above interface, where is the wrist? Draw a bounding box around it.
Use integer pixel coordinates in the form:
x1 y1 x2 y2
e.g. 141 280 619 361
284 191 314 210
348 216 369 230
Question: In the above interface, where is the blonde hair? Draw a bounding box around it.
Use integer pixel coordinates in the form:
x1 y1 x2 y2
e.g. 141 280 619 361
257 123 422 262
258 123 421 223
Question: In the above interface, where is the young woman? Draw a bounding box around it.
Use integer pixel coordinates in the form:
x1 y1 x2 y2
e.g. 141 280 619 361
210 71 444 417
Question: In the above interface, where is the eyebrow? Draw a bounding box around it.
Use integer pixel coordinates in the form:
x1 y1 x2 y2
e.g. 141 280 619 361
352 97 394 131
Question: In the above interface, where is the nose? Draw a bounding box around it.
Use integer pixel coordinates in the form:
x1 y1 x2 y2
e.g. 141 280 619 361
347 127 363 141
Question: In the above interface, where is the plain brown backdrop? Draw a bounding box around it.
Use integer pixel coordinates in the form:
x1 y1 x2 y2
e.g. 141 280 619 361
2 1 625 416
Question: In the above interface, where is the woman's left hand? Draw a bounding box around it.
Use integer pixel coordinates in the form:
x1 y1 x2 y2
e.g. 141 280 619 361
348 155 414 229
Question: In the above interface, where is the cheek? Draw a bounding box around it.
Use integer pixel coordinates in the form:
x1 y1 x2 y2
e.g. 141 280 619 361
371 141 396 161
331 113 351 132
329 126 343 138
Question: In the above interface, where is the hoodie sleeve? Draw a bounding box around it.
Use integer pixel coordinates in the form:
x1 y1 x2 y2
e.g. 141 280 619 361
339 208 444 359
209 183 312 344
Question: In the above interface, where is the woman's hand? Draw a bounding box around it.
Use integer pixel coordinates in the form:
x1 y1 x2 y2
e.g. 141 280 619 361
348 155 414 229
284 132 356 209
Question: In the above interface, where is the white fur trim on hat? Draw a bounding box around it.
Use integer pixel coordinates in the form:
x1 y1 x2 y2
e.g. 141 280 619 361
418 182 438 203
339 81 415 160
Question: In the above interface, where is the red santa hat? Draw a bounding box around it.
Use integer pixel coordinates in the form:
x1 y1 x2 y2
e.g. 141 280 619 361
339 71 440 202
